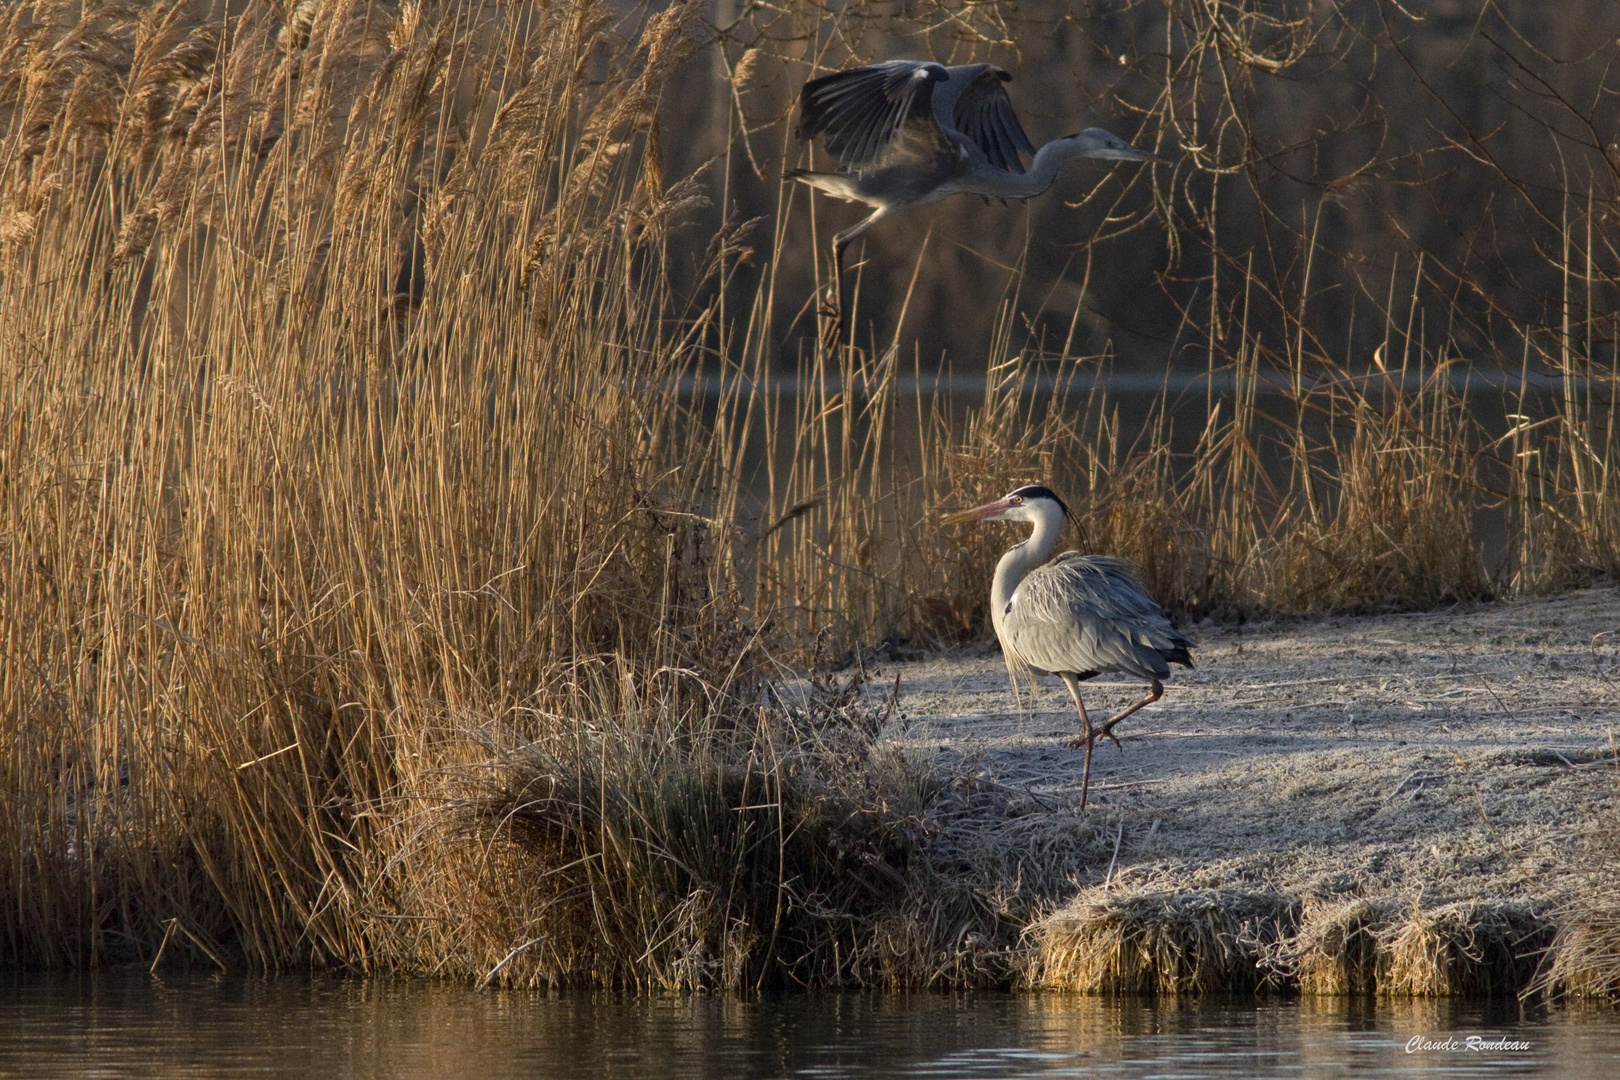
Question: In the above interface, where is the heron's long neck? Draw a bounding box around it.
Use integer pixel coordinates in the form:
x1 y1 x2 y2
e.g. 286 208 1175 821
989 512 1064 633
968 140 1099 199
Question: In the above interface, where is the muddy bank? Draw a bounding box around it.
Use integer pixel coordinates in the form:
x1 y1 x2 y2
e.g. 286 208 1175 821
878 586 1620 995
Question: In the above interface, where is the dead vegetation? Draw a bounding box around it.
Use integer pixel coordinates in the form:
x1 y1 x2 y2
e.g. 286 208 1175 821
1529 737 1620 1001
0 0 754 977
1027 891 1557 998
1536 909 1620 1001
440 668 921 991
1029 889 1297 996
1284 898 1391 997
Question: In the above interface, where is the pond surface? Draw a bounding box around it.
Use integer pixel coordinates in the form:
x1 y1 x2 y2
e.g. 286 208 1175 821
2 971 1618 1079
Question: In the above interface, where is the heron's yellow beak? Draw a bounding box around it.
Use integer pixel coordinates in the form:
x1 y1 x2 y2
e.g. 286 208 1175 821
940 497 1012 525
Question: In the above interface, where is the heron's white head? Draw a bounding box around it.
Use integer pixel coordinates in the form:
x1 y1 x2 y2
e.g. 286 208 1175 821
1062 127 1157 162
940 484 1071 527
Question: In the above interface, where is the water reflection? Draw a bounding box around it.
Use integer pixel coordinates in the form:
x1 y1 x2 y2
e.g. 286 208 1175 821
0 971 1616 1079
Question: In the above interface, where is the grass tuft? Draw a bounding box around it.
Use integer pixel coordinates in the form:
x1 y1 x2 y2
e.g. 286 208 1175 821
1027 889 1297 995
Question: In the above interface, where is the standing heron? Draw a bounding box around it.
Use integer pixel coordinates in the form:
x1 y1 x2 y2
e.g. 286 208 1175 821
942 484 1193 811
788 60 1156 339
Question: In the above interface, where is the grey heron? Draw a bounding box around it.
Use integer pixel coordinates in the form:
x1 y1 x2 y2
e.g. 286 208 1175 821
942 484 1193 811
788 60 1157 339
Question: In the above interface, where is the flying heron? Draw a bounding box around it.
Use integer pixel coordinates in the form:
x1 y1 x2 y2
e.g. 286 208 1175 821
942 484 1193 811
788 60 1157 340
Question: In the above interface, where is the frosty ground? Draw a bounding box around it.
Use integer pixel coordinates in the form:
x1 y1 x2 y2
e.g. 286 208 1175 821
881 587 1620 915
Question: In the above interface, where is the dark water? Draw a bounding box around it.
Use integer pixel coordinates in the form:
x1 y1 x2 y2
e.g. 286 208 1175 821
2 971 1618 1079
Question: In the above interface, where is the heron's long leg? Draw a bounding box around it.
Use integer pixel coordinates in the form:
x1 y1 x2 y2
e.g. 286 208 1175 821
818 237 848 348
822 208 888 348
1058 673 1101 812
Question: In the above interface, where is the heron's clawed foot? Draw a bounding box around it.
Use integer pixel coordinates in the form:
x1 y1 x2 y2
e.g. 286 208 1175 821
1065 725 1122 754
817 280 840 316
817 296 844 349
818 318 843 351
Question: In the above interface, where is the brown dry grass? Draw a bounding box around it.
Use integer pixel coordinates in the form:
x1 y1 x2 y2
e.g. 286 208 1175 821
0 0 756 976
1535 911 1620 1000
1284 899 1391 997
1027 888 1296 995
1380 901 1553 999
1028 892 1556 998
1529 743 1620 1000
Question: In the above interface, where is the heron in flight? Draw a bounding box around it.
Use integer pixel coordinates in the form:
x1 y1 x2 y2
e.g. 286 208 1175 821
942 485 1193 811
788 60 1156 339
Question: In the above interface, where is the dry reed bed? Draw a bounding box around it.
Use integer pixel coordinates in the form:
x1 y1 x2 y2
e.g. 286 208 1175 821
0 0 1616 990
0 0 771 982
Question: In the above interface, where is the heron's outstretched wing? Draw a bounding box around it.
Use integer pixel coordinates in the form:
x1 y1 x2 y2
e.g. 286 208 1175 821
1003 555 1193 680
949 66 1036 174
796 60 948 169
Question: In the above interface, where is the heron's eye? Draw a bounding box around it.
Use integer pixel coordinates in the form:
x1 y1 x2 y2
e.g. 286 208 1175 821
1010 496 1023 504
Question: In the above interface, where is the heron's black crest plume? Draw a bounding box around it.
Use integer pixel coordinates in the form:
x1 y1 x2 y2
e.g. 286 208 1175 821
1007 484 1071 522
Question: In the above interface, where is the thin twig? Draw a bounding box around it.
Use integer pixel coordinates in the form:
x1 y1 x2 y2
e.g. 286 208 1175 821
477 936 547 991
1385 771 1443 802
1475 673 1520 724
1103 820 1125 889
149 918 178 975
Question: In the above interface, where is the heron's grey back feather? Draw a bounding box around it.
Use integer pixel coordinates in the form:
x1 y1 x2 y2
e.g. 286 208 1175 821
1001 555 1193 681
797 60 1032 174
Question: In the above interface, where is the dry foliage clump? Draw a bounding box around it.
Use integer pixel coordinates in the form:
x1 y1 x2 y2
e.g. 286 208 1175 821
1031 892 1557 998
1533 909 1620 1001
1275 898 1392 997
440 662 1071 990
1529 758 1620 1000
1277 898 1557 998
1027 889 1298 996
441 669 928 991
1380 901 1553 999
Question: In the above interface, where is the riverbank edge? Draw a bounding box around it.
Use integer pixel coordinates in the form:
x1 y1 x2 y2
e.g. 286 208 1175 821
1025 889 1585 998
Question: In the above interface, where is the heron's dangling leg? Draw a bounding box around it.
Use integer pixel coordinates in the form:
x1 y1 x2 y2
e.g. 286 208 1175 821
1058 673 1103 812
818 236 849 348
820 207 888 348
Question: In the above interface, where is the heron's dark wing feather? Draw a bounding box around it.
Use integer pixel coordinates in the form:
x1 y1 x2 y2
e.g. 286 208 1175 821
951 68 1036 174
797 60 947 169
1003 555 1193 680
